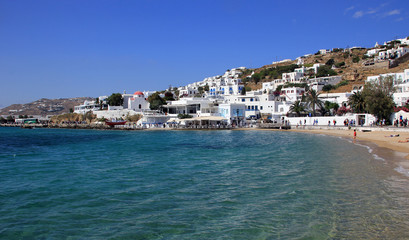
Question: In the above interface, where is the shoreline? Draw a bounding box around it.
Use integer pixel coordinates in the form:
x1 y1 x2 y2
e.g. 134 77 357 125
4 123 409 160
287 128 409 160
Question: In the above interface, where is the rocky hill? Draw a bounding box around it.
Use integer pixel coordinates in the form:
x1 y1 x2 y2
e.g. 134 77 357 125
0 97 93 117
242 47 409 93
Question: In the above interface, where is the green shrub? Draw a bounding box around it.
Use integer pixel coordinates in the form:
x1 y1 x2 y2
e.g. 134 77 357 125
335 62 345 68
177 114 193 119
322 85 335 91
352 56 360 63
316 65 337 77
336 80 349 88
325 58 335 66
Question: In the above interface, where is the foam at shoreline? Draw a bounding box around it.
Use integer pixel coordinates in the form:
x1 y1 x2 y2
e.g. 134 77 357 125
287 128 409 177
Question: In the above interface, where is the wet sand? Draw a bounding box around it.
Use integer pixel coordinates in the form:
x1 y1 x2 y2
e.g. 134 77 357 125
288 128 409 161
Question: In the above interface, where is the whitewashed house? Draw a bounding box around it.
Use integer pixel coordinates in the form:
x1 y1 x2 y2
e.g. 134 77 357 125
127 91 150 112
366 69 409 106
319 92 353 108
280 87 305 102
74 100 103 114
308 76 342 92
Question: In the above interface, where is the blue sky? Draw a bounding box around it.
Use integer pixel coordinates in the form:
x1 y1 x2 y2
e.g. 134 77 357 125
0 0 408 107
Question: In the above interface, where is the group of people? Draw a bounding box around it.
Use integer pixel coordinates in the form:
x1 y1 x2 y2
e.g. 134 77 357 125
343 119 356 127
394 116 409 127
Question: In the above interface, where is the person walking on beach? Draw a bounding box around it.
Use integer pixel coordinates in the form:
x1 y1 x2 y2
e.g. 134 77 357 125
353 129 356 139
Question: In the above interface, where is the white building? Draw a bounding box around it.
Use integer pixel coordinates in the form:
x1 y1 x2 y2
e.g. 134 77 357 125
319 49 330 55
218 103 246 124
74 100 106 114
319 92 353 108
366 69 409 106
308 76 342 92
127 91 150 112
365 48 381 57
224 91 292 121
282 72 304 83
179 84 200 97
280 87 305 102
377 47 409 60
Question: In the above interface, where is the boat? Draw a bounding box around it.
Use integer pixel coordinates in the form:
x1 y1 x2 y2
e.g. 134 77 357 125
105 120 127 126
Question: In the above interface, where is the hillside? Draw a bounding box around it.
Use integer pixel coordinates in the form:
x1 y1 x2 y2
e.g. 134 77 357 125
242 47 409 92
0 97 93 117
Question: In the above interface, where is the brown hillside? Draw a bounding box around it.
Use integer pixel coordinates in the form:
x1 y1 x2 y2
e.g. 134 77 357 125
242 48 409 92
0 97 94 117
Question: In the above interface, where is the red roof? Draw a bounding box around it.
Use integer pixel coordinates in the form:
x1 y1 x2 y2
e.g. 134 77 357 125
133 91 144 96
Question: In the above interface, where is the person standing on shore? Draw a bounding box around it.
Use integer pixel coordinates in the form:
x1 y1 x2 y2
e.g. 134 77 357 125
353 129 357 139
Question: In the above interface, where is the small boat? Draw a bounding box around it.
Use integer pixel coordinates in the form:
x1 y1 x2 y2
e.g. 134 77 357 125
105 120 127 126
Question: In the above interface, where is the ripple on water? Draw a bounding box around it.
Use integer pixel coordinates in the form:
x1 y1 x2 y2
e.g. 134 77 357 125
1 128 409 239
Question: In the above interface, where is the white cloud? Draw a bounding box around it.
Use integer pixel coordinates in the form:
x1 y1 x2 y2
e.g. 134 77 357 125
366 9 377 14
353 11 364 18
344 6 355 14
385 9 400 16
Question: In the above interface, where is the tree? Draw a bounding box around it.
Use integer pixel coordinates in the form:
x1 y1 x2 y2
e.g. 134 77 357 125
343 52 350 59
305 89 323 116
316 65 337 77
289 101 305 117
335 62 345 68
83 111 96 123
321 101 339 116
163 92 175 101
362 76 396 122
348 91 366 113
325 58 335 66
352 56 360 63
147 92 166 110
204 84 209 92
252 73 261 83
107 93 123 106
322 84 335 92
6 115 15 123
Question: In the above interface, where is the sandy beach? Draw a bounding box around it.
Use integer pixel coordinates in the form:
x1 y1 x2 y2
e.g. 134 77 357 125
288 127 409 160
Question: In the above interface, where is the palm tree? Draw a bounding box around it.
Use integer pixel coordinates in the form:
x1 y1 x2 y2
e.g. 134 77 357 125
320 101 340 116
289 100 305 117
319 101 331 116
348 91 366 113
305 89 323 116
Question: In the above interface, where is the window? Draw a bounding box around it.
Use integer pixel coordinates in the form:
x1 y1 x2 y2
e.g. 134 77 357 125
139 104 141 109
242 99 245 102
260 106 263 110
250 98 253 102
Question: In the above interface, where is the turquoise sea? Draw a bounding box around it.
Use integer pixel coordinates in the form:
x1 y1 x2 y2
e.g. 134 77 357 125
1 127 409 239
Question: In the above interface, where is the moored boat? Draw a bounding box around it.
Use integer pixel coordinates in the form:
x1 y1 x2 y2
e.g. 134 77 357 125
105 120 127 126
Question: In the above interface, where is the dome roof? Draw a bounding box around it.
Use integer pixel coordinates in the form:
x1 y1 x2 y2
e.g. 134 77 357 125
133 91 144 96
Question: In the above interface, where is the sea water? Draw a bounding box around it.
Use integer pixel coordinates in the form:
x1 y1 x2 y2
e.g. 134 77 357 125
1 127 409 239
